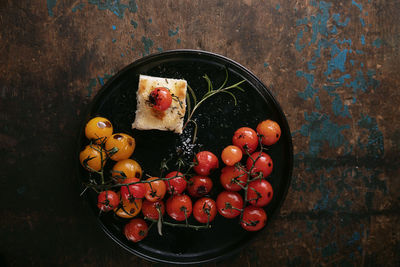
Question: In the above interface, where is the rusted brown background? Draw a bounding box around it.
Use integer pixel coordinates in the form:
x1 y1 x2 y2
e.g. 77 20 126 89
1 0 399 266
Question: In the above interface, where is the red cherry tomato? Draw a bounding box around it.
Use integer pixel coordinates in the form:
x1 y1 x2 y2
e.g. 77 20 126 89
246 151 273 178
193 197 217 223
247 179 273 207
187 176 213 198
121 177 146 201
164 171 187 195
216 191 243 219
97 191 119 212
144 177 167 202
220 166 248 192
166 194 193 221
141 199 165 220
193 151 219 176
240 206 267 231
124 218 148 242
256 119 281 146
149 87 172 111
232 127 259 154
221 145 243 166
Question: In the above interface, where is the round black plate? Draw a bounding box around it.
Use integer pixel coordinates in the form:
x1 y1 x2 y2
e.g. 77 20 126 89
77 50 293 264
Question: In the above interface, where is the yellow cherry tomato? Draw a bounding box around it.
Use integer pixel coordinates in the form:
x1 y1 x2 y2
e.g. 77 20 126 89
112 159 143 182
105 133 136 161
115 197 142 218
85 117 113 144
79 144 107 172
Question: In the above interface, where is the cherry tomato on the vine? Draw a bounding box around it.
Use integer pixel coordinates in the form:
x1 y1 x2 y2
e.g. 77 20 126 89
112 159 142 182
149 87 172 111
187 176 213 198
121 177 146 201
85 117 113 144
240 206 267 231
124 218 148 242
232 127 259 154
114 197 142 218
97 190 119 212
145 177 167 202
193 151 219 176
105 133 136 161
221 145 243 166
246 151 273 178
166 194 193 221
79 144 107 172
220 166 248 192
256 119 281 146
216 191 243 219
193 197 217 224
141 199 165 220
247 179 273 207
164 171 187 195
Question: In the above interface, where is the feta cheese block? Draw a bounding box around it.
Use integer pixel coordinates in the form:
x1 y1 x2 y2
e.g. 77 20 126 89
132 75 187 134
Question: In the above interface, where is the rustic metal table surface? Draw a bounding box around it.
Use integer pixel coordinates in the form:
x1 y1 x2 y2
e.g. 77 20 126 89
1 1 399 266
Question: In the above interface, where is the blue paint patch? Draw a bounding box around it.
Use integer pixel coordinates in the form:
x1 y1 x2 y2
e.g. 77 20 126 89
358 114 384 158
296 71 318 100
372 38 382 48
338 38 352 46
361 34 365 45
332 13 350 27
97 73 112 86
356 50 364 54
130 20 138 28
364 11 368 16
177 38 181 44
112 25 116 30
361 62 364 67
86 78 97 97
360 17 365 27
324 49 348 76
112 39 116 43
352 0 363 11
121 53 124 57
276 4 280 10
148 18 152 23
157 47 163 52
331 25 337 34
168 27 179 37
348 231 361 245
296 17 308 26
131 34 134 39
72 3 85 12
350 59 355 66
264 62 269 68
315 96 321 110
47 0 57 17
141 36 153 55
295 29 306 51
88 0 138 19
332 94 351 117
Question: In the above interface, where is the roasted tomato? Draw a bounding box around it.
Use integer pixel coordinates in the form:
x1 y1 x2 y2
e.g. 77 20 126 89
124 218 148 242
193 151 219 176
141 199 165 220
144 177 167 202
120 177 146 201
97 191 119 212
149 87 172 111
256 119 281 146
166 194 193 221
240 206 267 231
115 197 142 219
193 197 217 224
247 179 273 207
232 127 258 154
221 145 243 166
112 159 142 182
187 176 213 198
79 144 107 172
164 171 187 195
105 133 136 161
220 166 248 192
246 151 273 178
85 117 113 144
216 191 243 219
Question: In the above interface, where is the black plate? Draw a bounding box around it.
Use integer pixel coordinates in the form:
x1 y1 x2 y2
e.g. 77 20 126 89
77 50 293 264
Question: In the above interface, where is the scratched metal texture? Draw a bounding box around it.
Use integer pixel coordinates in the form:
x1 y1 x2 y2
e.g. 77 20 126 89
0 0 399 266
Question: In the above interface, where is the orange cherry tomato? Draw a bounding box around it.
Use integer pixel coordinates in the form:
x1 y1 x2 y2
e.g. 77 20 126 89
256 119 281 146
144 177 167 202
114 196 142 219
112 159 143 182
105 133 136 161
85 117 113 144
221 145 243 166
79 144 107 172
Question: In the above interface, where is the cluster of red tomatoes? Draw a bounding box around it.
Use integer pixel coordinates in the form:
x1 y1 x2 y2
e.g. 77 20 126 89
80 116 281 243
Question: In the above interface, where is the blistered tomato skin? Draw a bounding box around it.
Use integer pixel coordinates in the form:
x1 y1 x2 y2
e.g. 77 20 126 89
193 197 217 223
105 133 136 161
145 177 167 202
141 200 165 220
247 179 274 207
166 194 193 221
164 171 187 195
246 151 273 178
256 120 281 146
97 191 119 212
85 117 113 144
121 177 146 200
232 127 259 154
115 197 143 218
240 206 267 231
216 191 244 219
149 87 172 111
124 218 148 242
220 166 248 192
221 145 243 166
112 159 142 182
79 144 107 172
187 176 213 198
193 151 219 176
